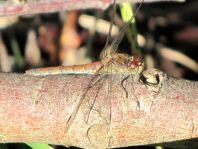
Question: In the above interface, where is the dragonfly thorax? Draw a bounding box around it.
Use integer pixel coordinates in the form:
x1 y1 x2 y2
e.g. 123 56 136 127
101 53 144 75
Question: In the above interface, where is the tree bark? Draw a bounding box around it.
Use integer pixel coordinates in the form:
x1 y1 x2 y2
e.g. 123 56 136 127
0 72 197 148
0 0 185 17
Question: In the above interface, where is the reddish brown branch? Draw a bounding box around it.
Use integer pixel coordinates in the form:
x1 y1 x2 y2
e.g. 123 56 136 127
0 73 197 148
0 0 185 17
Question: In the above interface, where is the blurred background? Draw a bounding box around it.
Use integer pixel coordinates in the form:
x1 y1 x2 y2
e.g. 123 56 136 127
0 0 197 80
0 0 197 148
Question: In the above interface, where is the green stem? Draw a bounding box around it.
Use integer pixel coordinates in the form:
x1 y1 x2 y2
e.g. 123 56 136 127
120 2 141 55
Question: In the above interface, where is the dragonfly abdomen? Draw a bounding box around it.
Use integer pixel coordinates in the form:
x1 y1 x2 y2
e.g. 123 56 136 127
25 61 103 76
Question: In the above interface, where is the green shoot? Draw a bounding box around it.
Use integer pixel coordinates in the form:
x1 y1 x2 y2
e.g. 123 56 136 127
26 143 53 149
120 2 141 55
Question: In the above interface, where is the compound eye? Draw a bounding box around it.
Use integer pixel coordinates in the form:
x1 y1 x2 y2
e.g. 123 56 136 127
134 56 143 66
129 56 143 68
129 62 136 69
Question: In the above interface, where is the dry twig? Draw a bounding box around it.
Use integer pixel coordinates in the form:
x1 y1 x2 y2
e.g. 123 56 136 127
0 0 185 17
0 73 197 148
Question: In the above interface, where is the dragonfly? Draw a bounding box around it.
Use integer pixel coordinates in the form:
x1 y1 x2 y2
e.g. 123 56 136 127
26 0 144 144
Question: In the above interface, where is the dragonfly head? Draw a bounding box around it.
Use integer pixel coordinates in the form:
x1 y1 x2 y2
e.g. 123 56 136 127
128 56 144 72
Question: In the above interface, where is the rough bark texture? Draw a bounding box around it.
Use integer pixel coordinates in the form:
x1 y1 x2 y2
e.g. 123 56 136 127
0 0 185 17
0 72 197 148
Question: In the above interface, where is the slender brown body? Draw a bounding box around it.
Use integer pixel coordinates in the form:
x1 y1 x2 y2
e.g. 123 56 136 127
25 54 144 76
25 61 103 76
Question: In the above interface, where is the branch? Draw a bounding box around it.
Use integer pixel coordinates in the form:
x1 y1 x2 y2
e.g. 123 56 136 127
0 0 185 17
0 72 197 148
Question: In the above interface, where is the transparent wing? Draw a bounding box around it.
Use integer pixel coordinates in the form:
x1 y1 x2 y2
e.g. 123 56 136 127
81 74 110 124
103 0 116 51
101 0 144 59
100 0 116 59
65 73 104 132
65 62 112 132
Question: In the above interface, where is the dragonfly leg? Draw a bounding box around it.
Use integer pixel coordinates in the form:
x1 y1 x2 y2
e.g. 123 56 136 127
120 75 130 98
